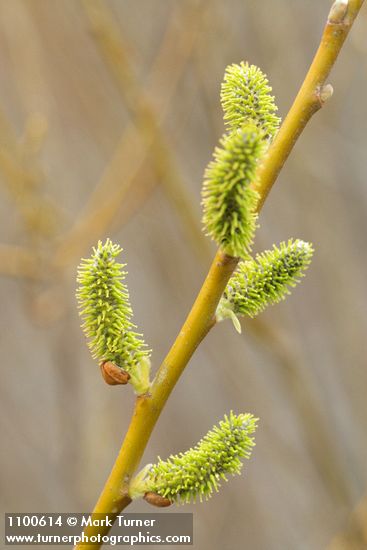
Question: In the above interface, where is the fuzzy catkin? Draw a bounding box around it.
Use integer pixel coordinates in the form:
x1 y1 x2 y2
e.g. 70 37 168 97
76 239 149 373
217 239 313 322
141 412 258 504
202 124 265 257
221 62 281 139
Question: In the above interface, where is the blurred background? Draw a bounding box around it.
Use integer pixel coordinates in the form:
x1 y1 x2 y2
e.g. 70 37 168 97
0 1 366 548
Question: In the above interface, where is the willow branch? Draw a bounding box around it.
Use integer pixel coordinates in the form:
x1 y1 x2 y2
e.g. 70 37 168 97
75 1 364 548
255 0 364 209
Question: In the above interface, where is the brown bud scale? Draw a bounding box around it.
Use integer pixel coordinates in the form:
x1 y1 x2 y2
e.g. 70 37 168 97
144 492 172 508
100 361 130 385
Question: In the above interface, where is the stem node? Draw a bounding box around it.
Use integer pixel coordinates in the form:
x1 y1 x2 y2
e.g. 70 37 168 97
316 83 334 106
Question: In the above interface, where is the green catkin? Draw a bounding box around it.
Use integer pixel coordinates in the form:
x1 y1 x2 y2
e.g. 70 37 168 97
76 239 150 393
216 239 314 329
221 62 281 139
201 124 265 257
129 412 258 504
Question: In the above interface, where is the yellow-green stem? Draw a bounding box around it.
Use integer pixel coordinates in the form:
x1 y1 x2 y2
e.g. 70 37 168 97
255 0 364 208
76 250 237 547
75 2 364 548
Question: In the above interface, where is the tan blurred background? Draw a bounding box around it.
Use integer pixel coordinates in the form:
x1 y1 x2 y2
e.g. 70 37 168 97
0 1 366 549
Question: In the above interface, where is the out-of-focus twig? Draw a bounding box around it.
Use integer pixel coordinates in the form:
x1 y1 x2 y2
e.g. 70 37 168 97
328 494 367 549
247 315 354 506
69 0 209 261
0 107 18 153
81 0 208 255
0 112 60 245
0 244 43 280
54 0 206 270
19 112 48 166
